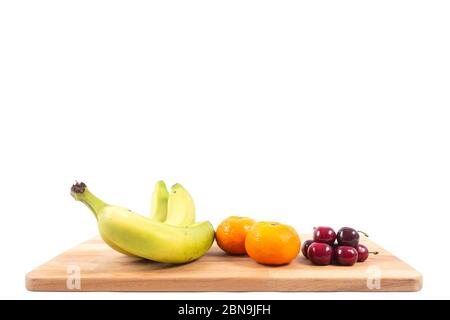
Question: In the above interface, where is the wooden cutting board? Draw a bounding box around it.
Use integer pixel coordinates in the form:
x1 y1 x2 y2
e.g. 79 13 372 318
26 235 422 292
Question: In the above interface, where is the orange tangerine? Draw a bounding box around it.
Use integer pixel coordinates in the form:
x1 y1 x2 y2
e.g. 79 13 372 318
245 221 301 265
216 216 256 255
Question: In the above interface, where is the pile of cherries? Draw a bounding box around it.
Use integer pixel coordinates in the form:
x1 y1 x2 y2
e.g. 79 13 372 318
302 226 378 266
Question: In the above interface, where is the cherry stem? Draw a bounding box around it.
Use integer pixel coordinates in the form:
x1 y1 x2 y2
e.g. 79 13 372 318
357 230 369 237
369 251 379 255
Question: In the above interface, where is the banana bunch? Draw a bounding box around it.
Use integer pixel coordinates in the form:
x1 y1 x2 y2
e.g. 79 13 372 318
71 181 214 264
149 181 196 226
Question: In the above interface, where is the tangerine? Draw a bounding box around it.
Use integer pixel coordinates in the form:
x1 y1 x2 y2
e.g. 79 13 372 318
216 216 256 255
245 221 301 265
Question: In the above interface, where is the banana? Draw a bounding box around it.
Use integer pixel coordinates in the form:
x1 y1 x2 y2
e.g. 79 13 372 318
71 182 214 263
164 183 196 226
149 180 169 222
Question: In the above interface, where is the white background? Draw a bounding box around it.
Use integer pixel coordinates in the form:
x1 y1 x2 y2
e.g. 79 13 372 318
1 0 449 300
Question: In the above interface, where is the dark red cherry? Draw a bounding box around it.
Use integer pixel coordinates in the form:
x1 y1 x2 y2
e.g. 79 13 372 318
356 244 379 262
335 246 358 266
356 244 369 262
336 227 360 247
313 226 336 245
307 242 333 265
301 240 314 259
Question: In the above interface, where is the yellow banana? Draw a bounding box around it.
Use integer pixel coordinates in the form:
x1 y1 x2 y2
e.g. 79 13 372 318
71 182 214 263
149 180 169 222
164 183 196 226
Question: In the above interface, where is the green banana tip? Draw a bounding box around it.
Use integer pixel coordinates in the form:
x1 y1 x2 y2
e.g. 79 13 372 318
171 183 183 192
156 180 167 187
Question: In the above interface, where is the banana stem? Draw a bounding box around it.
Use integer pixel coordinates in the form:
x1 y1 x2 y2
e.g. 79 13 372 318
71 182 107 219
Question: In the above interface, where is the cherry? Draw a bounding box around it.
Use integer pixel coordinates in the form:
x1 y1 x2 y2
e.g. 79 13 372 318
335 246 358 266
313 226 336 245
307 242 333 265
336 227 368 247
301 240 314 259
356 244 379 262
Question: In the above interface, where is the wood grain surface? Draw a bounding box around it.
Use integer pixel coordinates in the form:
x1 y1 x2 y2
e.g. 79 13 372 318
26 235 422 292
